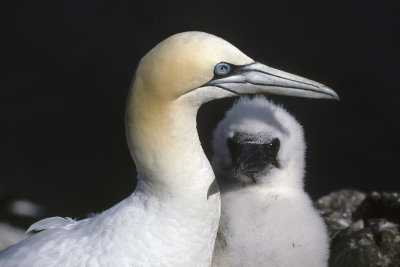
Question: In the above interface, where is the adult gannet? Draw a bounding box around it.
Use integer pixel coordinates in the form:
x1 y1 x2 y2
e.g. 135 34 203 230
0 32 337 266
212 96 329 267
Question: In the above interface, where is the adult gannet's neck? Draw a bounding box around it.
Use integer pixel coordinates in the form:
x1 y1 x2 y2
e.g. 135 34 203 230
125 79 215 198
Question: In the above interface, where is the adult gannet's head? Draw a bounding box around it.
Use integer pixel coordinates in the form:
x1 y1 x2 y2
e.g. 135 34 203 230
126 32 336 186
212 96 305 189
131 31 338 109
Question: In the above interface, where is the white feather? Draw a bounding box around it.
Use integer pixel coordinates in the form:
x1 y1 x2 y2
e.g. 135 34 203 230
26 217 77 233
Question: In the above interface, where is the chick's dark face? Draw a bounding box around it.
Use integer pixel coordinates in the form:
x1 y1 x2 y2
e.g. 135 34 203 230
227 133 280 183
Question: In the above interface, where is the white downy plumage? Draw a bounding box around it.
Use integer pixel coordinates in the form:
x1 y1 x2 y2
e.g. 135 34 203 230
212 96 329 267
0 32 337 266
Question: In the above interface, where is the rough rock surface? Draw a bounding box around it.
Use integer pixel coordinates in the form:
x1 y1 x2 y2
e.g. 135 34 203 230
316 190 400 267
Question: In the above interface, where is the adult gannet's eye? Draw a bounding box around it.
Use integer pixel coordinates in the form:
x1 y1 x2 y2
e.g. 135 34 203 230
214 62 231 76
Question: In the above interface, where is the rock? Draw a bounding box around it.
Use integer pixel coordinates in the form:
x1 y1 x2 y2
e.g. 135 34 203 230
316 189 366 239
316 190 400 267
354 192 400 224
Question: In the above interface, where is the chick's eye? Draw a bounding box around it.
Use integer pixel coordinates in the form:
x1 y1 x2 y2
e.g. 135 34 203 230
215 62 231 76
268 138 280 156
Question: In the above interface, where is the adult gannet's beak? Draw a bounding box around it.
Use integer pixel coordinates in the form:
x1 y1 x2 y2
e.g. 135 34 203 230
206 62 339 100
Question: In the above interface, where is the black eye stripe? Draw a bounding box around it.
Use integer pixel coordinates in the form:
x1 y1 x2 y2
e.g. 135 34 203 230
210 62 249 81
193 62 254 93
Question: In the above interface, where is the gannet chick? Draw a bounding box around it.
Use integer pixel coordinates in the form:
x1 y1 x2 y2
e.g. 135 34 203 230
0 32 337 266
212 96 329 267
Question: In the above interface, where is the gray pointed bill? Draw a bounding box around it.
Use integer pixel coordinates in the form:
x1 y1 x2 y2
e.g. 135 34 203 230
208 62 339 100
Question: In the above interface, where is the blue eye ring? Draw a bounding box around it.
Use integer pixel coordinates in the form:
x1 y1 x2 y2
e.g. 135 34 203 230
214 62 231 76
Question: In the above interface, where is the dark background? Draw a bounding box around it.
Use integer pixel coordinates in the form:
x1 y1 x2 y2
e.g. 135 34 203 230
1 0 399 219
